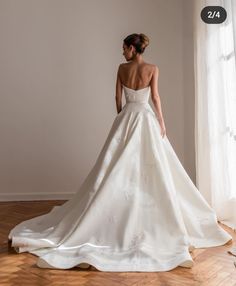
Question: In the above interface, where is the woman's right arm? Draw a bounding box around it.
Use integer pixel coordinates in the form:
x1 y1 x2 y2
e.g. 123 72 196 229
150 66 166 137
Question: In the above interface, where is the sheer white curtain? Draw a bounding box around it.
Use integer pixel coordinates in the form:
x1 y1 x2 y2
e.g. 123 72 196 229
193 0 236 231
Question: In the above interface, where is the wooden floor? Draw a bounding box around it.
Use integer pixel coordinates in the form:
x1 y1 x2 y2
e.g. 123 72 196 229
1 200 236 286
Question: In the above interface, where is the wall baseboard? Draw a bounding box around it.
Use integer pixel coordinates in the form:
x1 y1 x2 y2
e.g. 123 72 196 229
0 192 74 202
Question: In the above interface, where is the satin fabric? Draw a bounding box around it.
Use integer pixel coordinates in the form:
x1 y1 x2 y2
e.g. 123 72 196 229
8 85 232 272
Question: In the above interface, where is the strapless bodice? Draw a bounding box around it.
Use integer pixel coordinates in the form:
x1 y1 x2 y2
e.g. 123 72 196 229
123 84 150 104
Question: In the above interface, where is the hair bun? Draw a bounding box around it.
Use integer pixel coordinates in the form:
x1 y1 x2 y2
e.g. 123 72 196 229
139 33 150 49
123 33 150 54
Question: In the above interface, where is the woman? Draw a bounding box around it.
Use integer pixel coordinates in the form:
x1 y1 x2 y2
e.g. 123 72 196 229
8 33 232 272
117 33 166 138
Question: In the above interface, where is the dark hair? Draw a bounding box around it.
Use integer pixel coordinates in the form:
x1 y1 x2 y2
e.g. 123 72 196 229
123 33 150 54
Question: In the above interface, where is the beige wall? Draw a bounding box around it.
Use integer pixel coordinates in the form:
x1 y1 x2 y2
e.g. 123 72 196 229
0 0 195 201
183 0 195 186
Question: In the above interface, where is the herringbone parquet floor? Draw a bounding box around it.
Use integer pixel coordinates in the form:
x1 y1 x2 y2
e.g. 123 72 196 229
0 200 236 286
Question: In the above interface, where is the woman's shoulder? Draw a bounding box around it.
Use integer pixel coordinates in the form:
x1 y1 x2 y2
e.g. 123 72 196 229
120 62 157 69
144 62 159 70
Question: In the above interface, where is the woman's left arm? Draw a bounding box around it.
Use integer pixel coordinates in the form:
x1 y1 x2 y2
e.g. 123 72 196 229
115 64 123 114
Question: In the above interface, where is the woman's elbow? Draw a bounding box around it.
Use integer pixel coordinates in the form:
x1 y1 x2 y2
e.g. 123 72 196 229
151 93 160 103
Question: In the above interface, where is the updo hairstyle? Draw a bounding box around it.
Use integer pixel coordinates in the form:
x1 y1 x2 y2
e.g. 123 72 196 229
123 33 149 54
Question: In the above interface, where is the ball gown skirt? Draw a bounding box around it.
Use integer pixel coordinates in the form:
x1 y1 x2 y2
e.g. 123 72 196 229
8 85 233 272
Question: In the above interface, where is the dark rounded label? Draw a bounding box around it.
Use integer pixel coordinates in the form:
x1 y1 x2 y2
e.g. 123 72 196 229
201 6 227 24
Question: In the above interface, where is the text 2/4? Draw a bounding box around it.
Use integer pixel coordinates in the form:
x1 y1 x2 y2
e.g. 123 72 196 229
201 6 227 24
208 11 220 19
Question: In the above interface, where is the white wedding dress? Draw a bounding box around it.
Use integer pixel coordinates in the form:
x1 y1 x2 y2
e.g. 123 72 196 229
8 84 233 272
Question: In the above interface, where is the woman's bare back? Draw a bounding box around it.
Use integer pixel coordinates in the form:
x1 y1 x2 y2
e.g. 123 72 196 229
119 62 155 90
